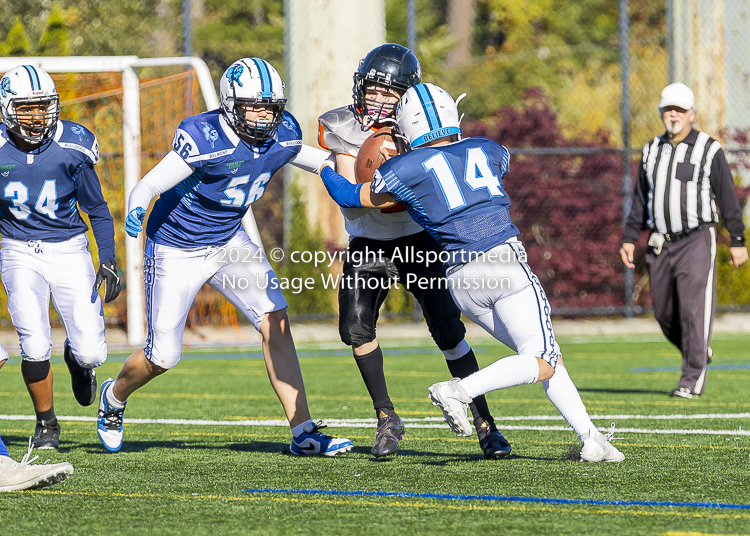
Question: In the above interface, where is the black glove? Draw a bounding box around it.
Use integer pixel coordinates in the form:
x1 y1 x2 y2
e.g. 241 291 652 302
95 259 121 303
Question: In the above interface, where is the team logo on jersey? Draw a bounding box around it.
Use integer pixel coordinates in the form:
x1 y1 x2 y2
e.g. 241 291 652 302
225 160 245 174
200 122 219 148
0 77 16 98
226 65 244 87
70 124 85 141
281 119 296 132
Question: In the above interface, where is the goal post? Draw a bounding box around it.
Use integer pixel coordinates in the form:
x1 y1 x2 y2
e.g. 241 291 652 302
0 56 263 346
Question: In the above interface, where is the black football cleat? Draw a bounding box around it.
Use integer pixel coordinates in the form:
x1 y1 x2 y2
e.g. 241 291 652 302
477 421 512 459
32 420 61 450
371 412 405 457
64 339 97 406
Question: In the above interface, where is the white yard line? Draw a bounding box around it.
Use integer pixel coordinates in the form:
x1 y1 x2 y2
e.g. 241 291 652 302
1 413 748 436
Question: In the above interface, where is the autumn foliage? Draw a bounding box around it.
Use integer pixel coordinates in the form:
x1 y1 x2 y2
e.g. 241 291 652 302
462 88 628 310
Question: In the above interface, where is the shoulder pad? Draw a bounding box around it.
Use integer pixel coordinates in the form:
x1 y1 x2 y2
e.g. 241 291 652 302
173 112 236 165
277 111 303 150
55 121 99 164
318 106 370 157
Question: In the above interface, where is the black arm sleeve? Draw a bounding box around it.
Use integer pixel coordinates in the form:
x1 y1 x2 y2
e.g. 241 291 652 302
710 148 746 247
623 156 649 244
75 164 116 263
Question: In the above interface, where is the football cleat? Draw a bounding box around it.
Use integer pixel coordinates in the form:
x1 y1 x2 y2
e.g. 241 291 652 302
64 339 97 406
476 421 512 459
670 387 699 399
371 412 405 457
0 438 73 492
428 379 473 437
32 420 60 450
580 431 625 463
290 422 353 456
97 378 126 452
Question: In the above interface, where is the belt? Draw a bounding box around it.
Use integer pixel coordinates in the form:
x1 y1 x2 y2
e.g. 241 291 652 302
664 224 706 243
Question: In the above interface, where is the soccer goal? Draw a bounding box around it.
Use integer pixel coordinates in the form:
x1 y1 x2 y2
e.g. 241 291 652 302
0 56 263 345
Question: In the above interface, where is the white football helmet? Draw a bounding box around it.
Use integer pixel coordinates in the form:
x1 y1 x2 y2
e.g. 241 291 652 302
396 83 461 148
220 58 287 142
0 65 59 145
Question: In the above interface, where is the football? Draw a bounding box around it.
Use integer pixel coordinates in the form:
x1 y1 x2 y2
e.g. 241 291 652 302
354 126 407 184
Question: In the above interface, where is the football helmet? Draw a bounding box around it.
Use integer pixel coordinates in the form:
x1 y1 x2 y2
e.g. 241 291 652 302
0 65 59 145
353 43 421 126
220 58 287 142
396 83 462 148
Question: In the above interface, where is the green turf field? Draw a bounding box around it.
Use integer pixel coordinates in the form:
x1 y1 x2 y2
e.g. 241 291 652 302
1 333 749 536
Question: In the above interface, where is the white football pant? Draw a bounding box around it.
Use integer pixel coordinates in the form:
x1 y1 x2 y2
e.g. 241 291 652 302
447 238 560 367
0 234 107 367
144 231 287 369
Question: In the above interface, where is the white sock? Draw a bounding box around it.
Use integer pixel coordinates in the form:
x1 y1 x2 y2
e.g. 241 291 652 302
106 383 126 409
291 419 314 438
458 354 539 399
543 365 597 440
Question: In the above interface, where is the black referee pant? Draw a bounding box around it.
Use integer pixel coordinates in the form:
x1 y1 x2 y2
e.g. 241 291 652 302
645 226 717 395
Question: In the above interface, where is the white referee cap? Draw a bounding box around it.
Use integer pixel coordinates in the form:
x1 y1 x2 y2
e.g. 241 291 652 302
658 82 695 111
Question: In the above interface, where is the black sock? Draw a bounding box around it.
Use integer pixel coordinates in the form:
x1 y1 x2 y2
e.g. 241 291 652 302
354 346 394 417
36 407 56 425
445 349 495 428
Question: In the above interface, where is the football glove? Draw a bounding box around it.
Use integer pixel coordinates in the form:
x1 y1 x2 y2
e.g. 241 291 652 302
125 207 146 238
94 259 121 303
317 152 336 174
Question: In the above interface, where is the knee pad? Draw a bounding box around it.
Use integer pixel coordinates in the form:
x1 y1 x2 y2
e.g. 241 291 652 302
72 345 107 368
21 336 51 361
429 316 467 352
21 359 50 382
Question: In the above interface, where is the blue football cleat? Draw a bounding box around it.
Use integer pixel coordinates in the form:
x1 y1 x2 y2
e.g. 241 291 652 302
290 422 353 456
97 378 126 452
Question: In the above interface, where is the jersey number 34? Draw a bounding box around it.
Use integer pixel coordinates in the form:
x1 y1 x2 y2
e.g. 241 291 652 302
4 180 59 220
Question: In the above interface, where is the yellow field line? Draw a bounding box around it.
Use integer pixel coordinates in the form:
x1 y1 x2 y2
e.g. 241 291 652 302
16 490 750 520
659 532 749 536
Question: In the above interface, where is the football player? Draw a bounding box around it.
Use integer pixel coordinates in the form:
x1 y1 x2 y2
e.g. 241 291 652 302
318 44 509 458
0 65 121 450
318 83 625 462
0 347 74 492
97 58 353 456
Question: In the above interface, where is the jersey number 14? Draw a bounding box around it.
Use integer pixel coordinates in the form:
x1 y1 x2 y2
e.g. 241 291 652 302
422 147 504 211
4 180 59 220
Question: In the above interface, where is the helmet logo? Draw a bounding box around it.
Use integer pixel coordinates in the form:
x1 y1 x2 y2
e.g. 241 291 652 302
0 78 17 98
201 122 219 148
226 64 244 87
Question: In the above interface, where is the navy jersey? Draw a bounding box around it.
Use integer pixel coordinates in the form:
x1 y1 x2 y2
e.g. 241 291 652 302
146 110 302 248
372 137 518 264
0 121 116 262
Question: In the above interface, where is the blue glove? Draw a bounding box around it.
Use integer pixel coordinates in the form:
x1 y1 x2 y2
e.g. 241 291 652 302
125 207 146 238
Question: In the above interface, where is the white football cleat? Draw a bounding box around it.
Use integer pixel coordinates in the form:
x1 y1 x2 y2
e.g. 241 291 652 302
290 422 353 456
428 379 473 437
97 378 126 452
580 431 625 463
0 438 73 492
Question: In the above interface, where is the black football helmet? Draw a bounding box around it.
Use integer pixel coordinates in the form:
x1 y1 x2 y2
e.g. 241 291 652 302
353 43 422 126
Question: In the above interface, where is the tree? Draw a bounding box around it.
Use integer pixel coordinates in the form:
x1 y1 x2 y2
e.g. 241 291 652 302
0 17 31 56
37 3 68 56
463 88 626 309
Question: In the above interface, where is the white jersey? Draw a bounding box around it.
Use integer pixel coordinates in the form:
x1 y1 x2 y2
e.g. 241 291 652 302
318 106 422 241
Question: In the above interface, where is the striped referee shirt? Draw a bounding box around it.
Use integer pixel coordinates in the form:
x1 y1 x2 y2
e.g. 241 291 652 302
623 129 746 247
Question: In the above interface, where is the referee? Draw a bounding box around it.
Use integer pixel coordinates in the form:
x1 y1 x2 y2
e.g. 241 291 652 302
620 82 748 398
